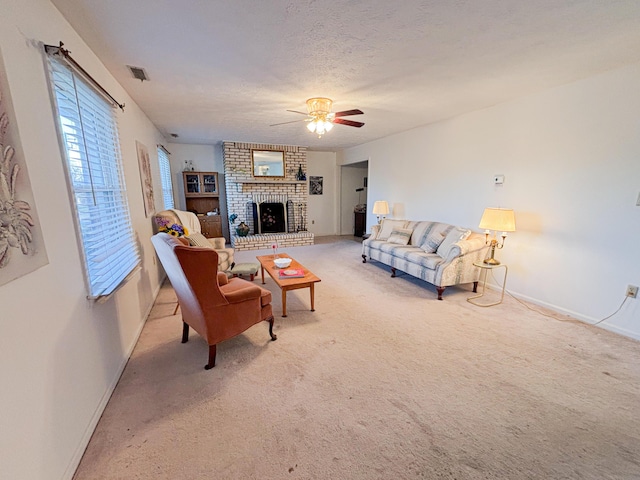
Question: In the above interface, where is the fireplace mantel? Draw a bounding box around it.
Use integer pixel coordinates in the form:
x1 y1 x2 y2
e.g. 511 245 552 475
239 180 306 184
234 179 307 193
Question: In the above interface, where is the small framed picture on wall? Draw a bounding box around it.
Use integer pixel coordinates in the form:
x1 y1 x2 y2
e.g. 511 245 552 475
309 176 323 195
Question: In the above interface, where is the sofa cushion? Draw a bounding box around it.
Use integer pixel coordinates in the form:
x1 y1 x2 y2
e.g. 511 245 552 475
436 227 471 258
379 242 415 255
185 232 213 248
378 219 407 241
365 239 388 252
409 222 453 253
408 221 431 246
401 250 445 270
421 224 454 253
387 227 413 245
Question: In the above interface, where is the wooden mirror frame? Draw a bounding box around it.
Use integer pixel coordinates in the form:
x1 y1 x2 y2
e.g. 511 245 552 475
251 150 285 178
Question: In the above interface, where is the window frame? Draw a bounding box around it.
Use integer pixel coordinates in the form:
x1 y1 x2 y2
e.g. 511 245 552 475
46 53 141 300
157 145 175 210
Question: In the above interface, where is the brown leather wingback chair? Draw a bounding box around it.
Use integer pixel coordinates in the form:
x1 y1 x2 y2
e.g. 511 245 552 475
151 232 276 370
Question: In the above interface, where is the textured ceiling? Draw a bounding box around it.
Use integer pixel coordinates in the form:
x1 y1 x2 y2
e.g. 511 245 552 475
49 0 640 150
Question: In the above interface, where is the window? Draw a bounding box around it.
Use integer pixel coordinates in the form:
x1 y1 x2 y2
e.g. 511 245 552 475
47 56 140 299
157 146 174 209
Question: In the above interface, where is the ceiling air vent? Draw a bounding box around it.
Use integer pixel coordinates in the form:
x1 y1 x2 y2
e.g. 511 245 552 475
127 65 149 82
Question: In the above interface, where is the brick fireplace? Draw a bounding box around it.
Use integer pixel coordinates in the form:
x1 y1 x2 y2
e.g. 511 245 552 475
223 141 314 250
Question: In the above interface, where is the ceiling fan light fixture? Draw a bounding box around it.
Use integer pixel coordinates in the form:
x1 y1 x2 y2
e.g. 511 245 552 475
306 97 333 116
273 97 361 137
307 117 333 137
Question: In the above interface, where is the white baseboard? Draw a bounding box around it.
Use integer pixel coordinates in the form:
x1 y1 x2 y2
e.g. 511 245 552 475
486 282 640 342
62 279 164 480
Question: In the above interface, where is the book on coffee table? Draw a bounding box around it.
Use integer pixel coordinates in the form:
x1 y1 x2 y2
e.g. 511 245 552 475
278 268 305 279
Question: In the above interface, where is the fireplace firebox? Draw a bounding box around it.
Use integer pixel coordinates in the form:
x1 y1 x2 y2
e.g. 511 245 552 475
253 202 287 234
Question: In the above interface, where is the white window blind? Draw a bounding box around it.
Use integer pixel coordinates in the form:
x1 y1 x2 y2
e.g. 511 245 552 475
157 146 174 209
48 57 140 299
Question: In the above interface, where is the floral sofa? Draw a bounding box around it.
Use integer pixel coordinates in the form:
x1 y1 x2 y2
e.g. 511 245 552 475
362 219 488 300
153 209 235 272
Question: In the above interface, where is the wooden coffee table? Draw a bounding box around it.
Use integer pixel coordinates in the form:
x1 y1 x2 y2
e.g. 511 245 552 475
256 253 321 317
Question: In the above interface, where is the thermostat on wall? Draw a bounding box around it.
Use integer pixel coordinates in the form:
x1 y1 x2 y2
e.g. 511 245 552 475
493 174 505 185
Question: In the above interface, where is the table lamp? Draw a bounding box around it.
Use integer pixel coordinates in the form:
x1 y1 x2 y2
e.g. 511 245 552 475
372 201 389 224
478 207 516 265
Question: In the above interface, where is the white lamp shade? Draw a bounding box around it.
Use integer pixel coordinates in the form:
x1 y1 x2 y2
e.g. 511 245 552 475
478 208 516 232
372 201 390 215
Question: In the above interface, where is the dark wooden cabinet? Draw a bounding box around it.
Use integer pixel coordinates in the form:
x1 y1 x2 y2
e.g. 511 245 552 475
354 211 366 237
198 215 222 238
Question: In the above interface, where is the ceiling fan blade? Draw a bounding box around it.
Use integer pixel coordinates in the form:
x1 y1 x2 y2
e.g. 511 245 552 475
334 109 364 117
270 119 308 126
333 118 365 128
286 109 309 116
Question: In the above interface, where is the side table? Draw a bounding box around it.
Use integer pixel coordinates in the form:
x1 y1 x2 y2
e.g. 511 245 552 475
467 262 508 307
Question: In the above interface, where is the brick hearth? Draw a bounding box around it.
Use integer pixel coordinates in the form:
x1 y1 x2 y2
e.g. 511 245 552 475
231 232 314 251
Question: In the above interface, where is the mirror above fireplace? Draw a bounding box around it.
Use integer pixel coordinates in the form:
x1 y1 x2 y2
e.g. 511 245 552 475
252 150 285 178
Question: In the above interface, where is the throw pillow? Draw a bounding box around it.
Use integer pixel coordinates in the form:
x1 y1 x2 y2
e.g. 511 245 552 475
387 227 413 245
420 224 451 253
436 227 471 258
378 219 407 241
185 232 213 249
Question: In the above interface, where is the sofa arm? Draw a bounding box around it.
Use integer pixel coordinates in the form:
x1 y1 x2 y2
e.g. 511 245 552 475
222 284 262 304
205 237 234 271
369 224 381 239
445 234 487 261
216 247 235 271
208 237 226 249
436 233 489 287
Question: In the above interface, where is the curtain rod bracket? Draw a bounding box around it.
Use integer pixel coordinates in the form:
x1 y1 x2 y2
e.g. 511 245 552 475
44 41 125 111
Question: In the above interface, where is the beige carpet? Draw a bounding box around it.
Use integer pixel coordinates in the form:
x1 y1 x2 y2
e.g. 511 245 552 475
73 237 640 479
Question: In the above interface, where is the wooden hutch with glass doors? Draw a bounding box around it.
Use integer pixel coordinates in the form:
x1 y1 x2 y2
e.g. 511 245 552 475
182 171 222 238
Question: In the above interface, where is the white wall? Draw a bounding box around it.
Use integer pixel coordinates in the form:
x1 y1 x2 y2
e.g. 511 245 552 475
0 0 168 478
343 62 640 339
307 151 337 235
167 143 230 237
167 143 223 211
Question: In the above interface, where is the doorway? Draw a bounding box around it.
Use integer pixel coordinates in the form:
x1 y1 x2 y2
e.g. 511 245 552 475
340 160 369 236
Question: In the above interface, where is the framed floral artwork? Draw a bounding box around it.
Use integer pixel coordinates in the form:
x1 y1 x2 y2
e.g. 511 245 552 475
136 140 155 217
0 47 49 286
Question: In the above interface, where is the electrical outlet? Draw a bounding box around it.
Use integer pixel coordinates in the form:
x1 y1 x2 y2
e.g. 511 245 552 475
311 220 315 224
626 285 638 298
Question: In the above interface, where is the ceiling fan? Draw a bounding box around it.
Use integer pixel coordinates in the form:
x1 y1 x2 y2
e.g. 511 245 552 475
270 97 364 137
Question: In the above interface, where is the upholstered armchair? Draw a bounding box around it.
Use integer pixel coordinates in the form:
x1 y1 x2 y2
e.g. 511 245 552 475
153 209 234 271
151 233 276 369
